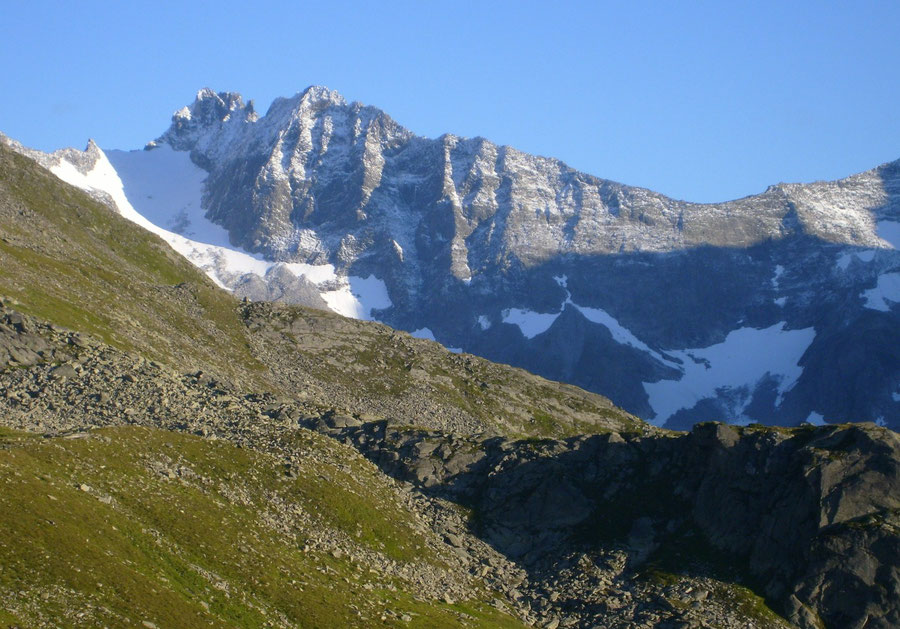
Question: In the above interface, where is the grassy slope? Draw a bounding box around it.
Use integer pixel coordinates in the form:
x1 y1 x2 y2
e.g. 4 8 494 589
0 144 265 388
0 426 524 628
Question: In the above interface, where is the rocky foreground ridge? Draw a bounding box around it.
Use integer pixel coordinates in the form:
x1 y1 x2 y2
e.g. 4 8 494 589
1 290 899 628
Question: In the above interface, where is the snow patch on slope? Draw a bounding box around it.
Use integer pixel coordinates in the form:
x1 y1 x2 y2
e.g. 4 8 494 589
863 273 900 311
502 308 559 339
410 328 462 352
837 249 877 271
502 281 671 366
48 143 391 321
411 328 436 341
642 323 816 426
771 265 784 289
805 412 827 426
106 145 231 247
321 275 392 320
574 303 669 364
282 262 338 284
877 220 900 249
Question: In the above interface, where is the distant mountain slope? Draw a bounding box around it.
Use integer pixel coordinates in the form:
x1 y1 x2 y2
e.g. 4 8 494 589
4 87 898 429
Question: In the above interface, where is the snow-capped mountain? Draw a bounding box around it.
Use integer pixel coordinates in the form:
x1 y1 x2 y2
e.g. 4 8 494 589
4 86 899 429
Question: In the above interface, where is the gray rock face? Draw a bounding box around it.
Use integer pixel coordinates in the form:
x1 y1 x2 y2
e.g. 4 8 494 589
157 89 895 266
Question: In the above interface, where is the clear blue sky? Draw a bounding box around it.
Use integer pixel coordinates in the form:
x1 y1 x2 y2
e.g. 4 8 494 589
2 0 898 202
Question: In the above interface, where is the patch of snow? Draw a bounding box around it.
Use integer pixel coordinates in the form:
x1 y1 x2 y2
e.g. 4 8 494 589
836 248 879 271
863 272 900 311
805 412 826 426
877 220 900 249
771 265 784 289
410 327 463 353
573 303 670 364
502 308 559 339
502 283 672 364
892 390 900 402
642 323 816 426
876 417 887 427
477 315 492 331
411 328 436 341
282 262 338 284
553 274 568 288
105 145 234 247
775 297 787 307
392 239 404 261
321 275 392 321
836 252 854 271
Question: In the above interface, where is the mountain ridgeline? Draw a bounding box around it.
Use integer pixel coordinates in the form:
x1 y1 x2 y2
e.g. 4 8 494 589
147 87 900 429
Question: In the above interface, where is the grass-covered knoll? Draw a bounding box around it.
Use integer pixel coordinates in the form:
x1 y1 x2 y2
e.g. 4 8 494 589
0 144 265 387
0 426 526 628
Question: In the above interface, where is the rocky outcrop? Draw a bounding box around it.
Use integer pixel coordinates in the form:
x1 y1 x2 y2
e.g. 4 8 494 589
319 417 900 628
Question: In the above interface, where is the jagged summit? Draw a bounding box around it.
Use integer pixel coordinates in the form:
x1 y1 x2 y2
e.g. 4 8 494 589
182 88 256 122
268 85 348 113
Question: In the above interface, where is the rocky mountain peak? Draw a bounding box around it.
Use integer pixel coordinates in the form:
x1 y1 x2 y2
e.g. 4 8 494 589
155 88 257 156
296 84 347 110
186 87 255 123
260 85 349 130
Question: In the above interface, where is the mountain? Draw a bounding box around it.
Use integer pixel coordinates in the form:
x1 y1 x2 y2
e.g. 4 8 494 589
3 86 898 432
0 138 899 628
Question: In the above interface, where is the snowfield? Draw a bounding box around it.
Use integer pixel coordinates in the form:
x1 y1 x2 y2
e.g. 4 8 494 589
863 273 900 312
643 323 816 426
322 275 392 321
877 220 900 249
50 143 395 322
502 308 559 339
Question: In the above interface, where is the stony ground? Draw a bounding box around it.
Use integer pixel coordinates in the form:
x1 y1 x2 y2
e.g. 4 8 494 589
4 303 897 628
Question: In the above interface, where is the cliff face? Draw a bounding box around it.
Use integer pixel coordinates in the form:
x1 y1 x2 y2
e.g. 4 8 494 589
158 88 897 266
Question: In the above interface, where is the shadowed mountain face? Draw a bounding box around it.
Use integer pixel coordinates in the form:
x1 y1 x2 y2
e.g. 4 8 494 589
11 86 900 428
